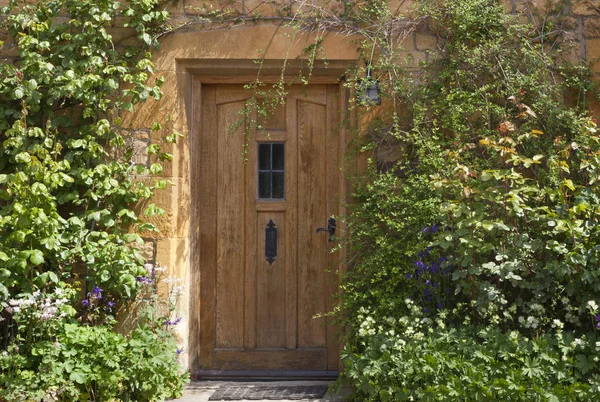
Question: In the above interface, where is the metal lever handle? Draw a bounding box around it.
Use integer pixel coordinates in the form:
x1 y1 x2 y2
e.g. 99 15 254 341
316 217 336 242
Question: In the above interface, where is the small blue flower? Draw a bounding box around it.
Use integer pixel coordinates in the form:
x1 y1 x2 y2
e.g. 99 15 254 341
406 274 412 279
431 224 439 233
82 299 90 307
422 227 430 233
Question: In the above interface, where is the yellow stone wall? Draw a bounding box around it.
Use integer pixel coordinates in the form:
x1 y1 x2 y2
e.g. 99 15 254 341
2 0 600 370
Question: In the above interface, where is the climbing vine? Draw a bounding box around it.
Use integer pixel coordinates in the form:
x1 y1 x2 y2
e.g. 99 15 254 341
0 0 188 399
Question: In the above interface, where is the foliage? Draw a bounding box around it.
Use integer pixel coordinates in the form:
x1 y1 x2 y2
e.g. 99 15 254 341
343 304 600 401
0 267 188 401
336 0 600 399
0 0 187 399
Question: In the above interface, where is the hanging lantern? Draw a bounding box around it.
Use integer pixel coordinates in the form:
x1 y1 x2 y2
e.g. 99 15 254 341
359 66 381 106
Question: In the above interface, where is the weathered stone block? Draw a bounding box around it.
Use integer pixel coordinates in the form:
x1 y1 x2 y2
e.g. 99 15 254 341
388 0 417 16
587 38 600 72
584 17 600 37
564 16 580 30
152 26 359 72
139 238 157 262
144 176 190 239
573 0 600 16
415 33 436 51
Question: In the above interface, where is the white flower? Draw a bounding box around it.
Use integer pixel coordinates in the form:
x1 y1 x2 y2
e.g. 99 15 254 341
144 263 154 274
587 300 599 315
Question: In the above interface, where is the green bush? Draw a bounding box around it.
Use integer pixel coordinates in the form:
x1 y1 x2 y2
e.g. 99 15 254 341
343 306 599 401
1 322 185 401
0 0 187 399
338 0 600 399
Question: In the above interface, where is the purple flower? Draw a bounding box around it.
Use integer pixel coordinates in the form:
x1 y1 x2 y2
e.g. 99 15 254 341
176 349 182 355
414 260 427 276
431 224 439 233
92 286 103 299
136 276 154 285
166 317 182 326
82 299 90 307
406 274 412 279
595 315 600 330
422 227 430 233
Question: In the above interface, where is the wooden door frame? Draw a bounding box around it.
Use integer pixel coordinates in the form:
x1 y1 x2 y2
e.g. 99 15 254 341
185 59 354 379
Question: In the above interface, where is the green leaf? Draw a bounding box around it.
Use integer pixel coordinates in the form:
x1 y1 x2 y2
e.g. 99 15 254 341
29 250 44 266
15 152 31 163
562 179 575 191
70 371 86 384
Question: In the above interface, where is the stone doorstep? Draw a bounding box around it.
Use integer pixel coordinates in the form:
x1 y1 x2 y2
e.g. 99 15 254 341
171 381 351 402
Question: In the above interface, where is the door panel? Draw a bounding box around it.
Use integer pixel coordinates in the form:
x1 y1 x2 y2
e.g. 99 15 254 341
216 100 246 349
197 84 340 374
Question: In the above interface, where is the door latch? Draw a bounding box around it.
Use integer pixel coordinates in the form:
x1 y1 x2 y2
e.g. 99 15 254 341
316 217 336 242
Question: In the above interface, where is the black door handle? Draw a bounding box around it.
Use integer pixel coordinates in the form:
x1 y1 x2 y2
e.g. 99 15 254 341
316 217 336 242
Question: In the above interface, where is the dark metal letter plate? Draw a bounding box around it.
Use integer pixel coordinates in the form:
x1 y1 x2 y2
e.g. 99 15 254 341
265 219 277 265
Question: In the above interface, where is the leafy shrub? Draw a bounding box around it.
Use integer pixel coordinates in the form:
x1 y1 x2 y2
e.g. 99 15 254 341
343 304 599 401
0 268 188 401
338 0 600 399
0 0 187 399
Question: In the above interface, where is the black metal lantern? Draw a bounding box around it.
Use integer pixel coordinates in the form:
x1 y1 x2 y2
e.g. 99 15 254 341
359 66 381 106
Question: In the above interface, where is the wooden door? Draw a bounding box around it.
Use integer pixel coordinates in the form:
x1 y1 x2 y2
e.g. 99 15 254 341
194 83 342 376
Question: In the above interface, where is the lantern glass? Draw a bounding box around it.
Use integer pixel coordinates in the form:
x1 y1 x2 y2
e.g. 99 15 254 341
359 67 381 106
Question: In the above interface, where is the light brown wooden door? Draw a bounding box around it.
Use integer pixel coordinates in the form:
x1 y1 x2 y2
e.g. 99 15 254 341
194 84 341 375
